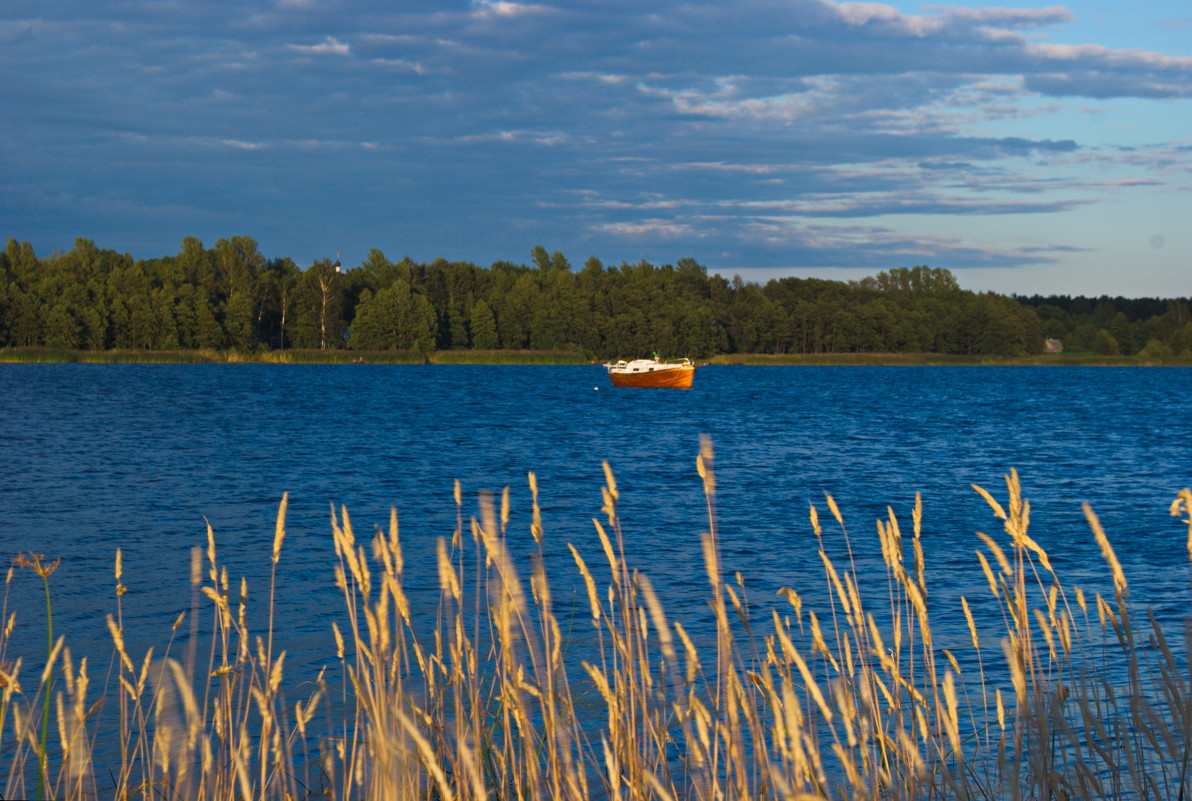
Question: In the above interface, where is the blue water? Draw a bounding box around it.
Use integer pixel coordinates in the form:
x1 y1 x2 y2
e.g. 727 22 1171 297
1 364 1191 691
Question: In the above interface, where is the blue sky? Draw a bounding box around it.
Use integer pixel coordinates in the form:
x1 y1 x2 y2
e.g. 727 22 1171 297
2 0 1189 297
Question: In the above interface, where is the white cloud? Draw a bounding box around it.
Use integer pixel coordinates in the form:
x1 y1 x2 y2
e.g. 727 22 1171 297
594 220 696 238
220 138 268 150
1026 42 1192 69
370 57 428 74
287 36 350 55
470 1 548 19
453 129 571 146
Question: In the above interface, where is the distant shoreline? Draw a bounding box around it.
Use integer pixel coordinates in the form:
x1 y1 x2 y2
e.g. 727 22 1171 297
2 347 1188 366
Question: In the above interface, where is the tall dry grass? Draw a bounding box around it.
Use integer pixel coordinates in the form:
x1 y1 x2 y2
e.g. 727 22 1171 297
2 438 1192 800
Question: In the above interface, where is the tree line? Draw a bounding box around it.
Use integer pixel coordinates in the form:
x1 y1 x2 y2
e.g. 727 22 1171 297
2 237 1190 358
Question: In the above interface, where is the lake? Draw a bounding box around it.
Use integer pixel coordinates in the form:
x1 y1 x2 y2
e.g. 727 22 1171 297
2 363 1191 701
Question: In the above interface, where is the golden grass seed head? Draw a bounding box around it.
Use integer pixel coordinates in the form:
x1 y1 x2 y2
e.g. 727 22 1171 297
189 546 203 587
437 539 461 601
697 434 715 494
332 621 345 659
673 620 702 683
387 507 403 575
1033 608 1056 656
972 483 1007 521
205 517 217 579
41 635 65 685
568 543 602 624
1169 489 1192 560
701 531 720 589
14 551 60 579
500 485 510 535
976 551 998 598
976 531 1011 576
913 534 926 594
825 494 843 527
269 652 286 695
0 657 20 692
529 471 543 545
777 587 803 620
1020 530 1054 575
1085 502 1127 596
601 460 619 501
943 671 962 758
942 649 961 675
962 597 980 650
106 614 135 673
638 572 675 660
272 492 288 564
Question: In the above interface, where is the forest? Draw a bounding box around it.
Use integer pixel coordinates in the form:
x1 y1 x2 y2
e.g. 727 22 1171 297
2 236 1190 359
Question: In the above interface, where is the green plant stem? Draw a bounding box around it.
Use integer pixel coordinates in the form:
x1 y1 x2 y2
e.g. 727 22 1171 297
38 571 53 801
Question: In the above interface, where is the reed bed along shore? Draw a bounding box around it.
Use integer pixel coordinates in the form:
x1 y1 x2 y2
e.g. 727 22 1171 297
0 347 589 364
3 439 1192 801
5 346 1191 366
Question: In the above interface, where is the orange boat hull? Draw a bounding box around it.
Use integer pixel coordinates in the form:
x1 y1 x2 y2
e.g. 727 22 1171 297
607 366 695 388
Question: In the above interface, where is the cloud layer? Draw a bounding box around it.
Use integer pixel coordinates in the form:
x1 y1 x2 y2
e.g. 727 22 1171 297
2 0 1190 294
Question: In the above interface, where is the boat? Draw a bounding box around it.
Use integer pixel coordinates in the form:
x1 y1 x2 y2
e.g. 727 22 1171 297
604 356 697 388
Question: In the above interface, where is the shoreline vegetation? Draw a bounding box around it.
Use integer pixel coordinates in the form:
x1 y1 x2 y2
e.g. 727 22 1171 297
3 440 1192 800
2 346 1190 366
4 238 1192 362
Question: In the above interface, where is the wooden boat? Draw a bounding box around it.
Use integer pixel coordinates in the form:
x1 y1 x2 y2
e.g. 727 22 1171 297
604 357 696 388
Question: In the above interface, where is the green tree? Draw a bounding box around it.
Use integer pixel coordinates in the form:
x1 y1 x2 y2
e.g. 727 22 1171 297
723 277 765 353
865 265 959 295
495 273 539 349
469 299 499 350
43 304 81 348
149 287 179 349
193 292 223 349
446 307 469 349
298 259 345 349
256 258 302 349
1135 338 1173 361
223 291 256 351
348 281 436 352
1092 329 1120 355
979 295 1041 355
1108 311 1135 355
1172 322 1192 355
531 246 552 271
213 235 266 298
4 285 40 346
1071 322 1097 352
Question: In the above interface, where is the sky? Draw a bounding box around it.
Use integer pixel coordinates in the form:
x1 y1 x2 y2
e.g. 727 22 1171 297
2 0 1190 298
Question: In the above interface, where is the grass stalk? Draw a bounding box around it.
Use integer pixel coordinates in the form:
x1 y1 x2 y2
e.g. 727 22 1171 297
1 457 1191 800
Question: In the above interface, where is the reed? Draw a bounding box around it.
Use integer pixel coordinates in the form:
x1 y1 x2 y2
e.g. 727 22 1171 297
0 347 589 364
430 349 589 364
2 447 1191 800
258 349 429 364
